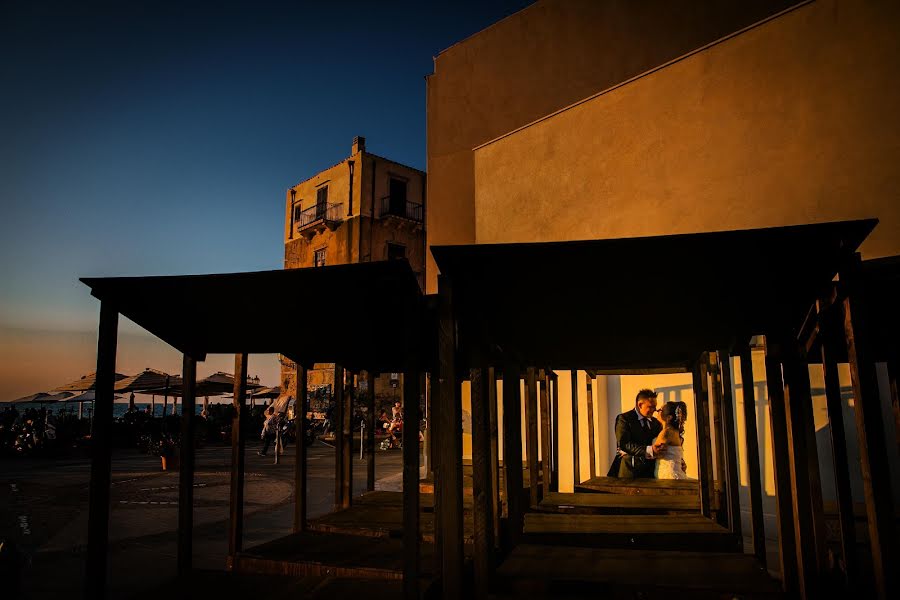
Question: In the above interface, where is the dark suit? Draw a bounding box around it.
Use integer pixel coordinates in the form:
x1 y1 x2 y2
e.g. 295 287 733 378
607 409 662 478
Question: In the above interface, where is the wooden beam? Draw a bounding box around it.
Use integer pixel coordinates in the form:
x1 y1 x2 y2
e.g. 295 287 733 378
781 345 827 599
502 365 525 549
487 367 501 546
470 367 495 599
691 357 714 519
525 367 540 508
228 353 248 562
820 331 858 588
367 371 376 492
550 373 559 493
334 364 345 512
763 345 799 596
177 354 197 576
586 377 596 480
342 371 354 508
84 302 118 600
737 345 766 568
294 364 309 532
437 275 463 598
707 352 728 527
402 370 421 600
539 374 552 501
842 256 897 600
571 369 581 487
717 352 742 545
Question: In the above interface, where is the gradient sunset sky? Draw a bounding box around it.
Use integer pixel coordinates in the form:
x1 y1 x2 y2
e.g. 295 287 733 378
0 0 532 401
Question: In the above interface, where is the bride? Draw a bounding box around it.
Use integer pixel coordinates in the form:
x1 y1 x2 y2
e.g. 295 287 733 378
652 401 688 479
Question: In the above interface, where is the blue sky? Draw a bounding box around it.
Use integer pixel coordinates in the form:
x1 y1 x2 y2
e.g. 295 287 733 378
0 0 532 399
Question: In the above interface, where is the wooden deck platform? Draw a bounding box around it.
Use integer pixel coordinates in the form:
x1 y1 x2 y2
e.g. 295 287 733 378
234 530 431 580
575 475 700 495
234 491 472 581
495 544 782 598
307 497 474 543
523 512 740 552
538 491 700 514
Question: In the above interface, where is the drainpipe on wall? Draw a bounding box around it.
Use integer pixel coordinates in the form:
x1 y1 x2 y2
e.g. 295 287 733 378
347 161 355 216
370 157 377 262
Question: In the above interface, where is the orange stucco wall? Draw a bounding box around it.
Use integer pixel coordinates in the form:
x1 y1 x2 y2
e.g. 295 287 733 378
473 0 900 259
425 0 802 292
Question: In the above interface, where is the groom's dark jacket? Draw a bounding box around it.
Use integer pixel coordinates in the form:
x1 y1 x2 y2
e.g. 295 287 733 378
607 409 662 478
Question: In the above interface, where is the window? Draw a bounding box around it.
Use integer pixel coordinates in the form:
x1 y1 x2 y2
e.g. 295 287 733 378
316 186 328 217
293 205 303 222
313 247 326 268
386 243 406 261
388 178 407 215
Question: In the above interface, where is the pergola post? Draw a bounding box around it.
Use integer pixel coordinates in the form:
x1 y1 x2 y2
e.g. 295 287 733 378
437 274 463 598
84 301 118 600
708 352 728 526
228 353 248 565
691 356 714 518
402 368 421 600
470 367 495 599
570 369 580 488
841 255 897 600
366 371 376 492
889 355 900 458
820 326 858 588
333 364 346 511
502 365 524 548
177 353 197 576
717 351 742 544
585 376 596 480
762 344 799 595
737 344 766 567
539 373 552 500
550 372 559 492
524 367 540 508
487 366 501 545
294 363 308 532
781 343 827 599
341 370 354 508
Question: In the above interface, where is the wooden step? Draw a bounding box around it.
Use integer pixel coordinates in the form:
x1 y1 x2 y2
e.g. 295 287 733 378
495 544 782 598
523 513 740 552
307 493 474 543
235 531 425 580
538 491 700 514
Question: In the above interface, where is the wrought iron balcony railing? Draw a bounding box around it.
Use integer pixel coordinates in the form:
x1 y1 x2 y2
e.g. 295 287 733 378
296 202 344 232
379 196 423 223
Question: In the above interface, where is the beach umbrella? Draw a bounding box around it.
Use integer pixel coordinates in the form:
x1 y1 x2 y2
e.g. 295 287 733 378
51 371 127 392
118 369 178 415
57 390 123 419
115 368 176 392
9 391 73 404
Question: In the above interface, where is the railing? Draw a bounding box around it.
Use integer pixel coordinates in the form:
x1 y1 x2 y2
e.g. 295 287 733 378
379 196 423 223
296 202 344 230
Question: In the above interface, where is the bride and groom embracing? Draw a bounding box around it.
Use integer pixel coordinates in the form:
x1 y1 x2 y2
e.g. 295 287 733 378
607 389 689 480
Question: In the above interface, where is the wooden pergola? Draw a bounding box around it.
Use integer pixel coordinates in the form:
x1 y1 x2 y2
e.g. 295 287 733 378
80 260 426 600
429 219 896 600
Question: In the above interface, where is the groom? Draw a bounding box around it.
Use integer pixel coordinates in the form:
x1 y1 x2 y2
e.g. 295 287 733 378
607 389 664 478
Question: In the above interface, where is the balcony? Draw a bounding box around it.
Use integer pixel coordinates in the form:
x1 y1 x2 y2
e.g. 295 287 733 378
379 195 423 225
296 202 344 239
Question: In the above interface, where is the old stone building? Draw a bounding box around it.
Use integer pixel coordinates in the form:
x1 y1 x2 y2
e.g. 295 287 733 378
281 136 425 409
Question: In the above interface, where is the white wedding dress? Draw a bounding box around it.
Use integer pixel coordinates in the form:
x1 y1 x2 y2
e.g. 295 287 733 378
654 444 687 479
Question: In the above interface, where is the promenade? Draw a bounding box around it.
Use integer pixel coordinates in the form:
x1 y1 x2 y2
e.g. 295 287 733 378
1 440 403 599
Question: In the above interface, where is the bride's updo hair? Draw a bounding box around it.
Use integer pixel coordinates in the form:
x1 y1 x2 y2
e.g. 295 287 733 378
661 401 688 437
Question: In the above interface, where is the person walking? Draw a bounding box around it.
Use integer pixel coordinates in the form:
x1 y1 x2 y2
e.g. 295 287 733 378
258 406 277 456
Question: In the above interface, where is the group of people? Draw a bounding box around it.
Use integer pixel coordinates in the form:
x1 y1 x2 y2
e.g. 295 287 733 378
377 401 404 449
0 406 58 456
608 388 689 480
